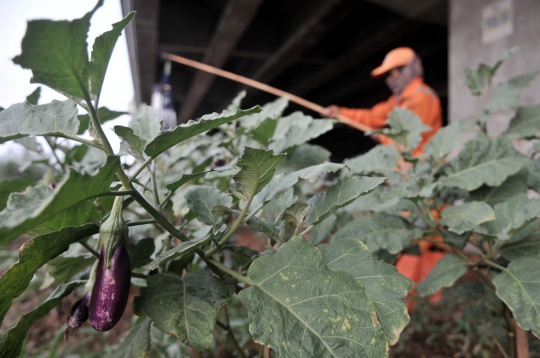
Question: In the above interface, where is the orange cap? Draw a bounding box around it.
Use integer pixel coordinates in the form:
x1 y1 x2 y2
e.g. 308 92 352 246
371 47 415 77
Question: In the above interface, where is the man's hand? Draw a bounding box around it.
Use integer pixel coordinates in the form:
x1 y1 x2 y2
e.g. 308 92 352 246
320 105 340 119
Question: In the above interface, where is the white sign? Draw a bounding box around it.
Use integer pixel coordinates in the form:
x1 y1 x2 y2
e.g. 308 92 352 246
482 0 514 43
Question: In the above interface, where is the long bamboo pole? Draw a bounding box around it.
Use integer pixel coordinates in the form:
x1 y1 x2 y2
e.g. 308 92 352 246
161 52 373 133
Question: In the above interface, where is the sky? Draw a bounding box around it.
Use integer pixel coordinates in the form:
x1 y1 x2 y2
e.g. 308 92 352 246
0 0 134 156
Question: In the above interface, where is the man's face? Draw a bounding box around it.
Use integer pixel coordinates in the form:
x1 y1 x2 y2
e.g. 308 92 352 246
387 68 402 80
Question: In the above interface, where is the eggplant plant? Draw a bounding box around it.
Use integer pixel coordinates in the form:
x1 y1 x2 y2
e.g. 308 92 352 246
1 1 540 358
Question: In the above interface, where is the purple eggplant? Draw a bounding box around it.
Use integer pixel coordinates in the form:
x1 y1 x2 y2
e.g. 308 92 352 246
89 239 131 332
64 293 90 340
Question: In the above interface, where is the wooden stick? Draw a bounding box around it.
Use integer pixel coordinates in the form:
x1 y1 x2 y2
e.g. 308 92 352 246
161 52 373 133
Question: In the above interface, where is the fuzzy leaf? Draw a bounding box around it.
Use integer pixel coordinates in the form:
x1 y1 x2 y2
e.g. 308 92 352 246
150 234 215 270
486 194 540 236
25 87 41 105
305 176 385 226
131 238 156 268
116 318 152 358
0 224 98 324
438 135 528 191
114 125 146 161
133 270 235 350
0 100 79 143
505 103 540 139
500 230 540 261
279 144 331 172
493 258 540 338
320 240 412 345
78 107 127 134
241 97 288 130
440 201 495 234
0 177 34 211
332 213 421 254
424 122 461 161
129 104 162 144
234 147 286 200
344 145 399 176
309 214 336 245
269 115 335 154
373 108 430 150
238 237 387 357
469 170 528 206
184 186 232 226
0 157 118 245
47 253 94 284
417 255 467 296
0 281 83 357
145 107 261 158
263 187 296 224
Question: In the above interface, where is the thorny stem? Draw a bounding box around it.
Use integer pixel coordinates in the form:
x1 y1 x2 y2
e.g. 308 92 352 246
206 258 256 286
205 195 254 258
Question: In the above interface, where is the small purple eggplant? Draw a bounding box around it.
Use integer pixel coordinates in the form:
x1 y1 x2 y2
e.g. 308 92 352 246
89 195 132 332
64 293 90 340
89 240 131 331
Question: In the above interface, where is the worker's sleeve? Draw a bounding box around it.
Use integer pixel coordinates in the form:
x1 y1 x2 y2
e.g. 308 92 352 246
404 91 442 152
338 97 395 129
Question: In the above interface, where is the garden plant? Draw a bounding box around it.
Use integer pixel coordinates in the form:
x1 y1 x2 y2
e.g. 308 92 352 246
1 2 540 357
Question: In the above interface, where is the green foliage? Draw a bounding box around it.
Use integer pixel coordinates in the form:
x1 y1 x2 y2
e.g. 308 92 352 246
116 318 152 358
417 255 467 296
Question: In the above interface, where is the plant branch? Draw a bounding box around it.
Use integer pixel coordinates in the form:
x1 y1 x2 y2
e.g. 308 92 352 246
206 258 256 286
148 163 161 208
129 157 154 183
300 225 314 236
59 134 104 150
126 219 157 227
132 178 153 192
79 240 99 258
131 272 148 279
45 137 65 173
219 307 247 358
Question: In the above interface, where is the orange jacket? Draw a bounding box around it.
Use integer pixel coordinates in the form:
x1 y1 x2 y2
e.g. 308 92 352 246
339 77 442 156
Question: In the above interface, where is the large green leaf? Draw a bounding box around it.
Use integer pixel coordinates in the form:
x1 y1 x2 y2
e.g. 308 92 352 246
279 144 331 172
440 201 495 235
184 186 232 226
25 87 41 105
528 158 540 191
269 115 335 154
309 214 336 245
343 145 399 176
0 281 84 357
129 104 162 144
149 233 215 270
373 108 430 150
499 229 540 261
89 12 135 97
332 213 421 254
12 1 102 99
0 156 118 245
116 318 152 358
238 237 388 357
320 240 412 345
78 107 127 134
133 270 235 350
493 258 540 338
262 187 296 224
417 255 467 296
0 100 79 143
0 224 98 324
47 253 94 284
486 194 540 238
304 176 385 226
145 107 261 158
241 97 288 130
246 216 283 240
505 103 540 139
438 135 528 191
469 170 528 206
424 122 461 161
234 147 286 200
114 125 146 161
131 238 156 268
0 177 33 211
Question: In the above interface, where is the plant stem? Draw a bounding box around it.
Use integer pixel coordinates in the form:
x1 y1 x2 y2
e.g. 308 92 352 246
93 190 134 198
242 203 265 224
131 272 148 279
300 225 314 236
160 190 175 210
45 137 65 173
147 163 161 208
504 304 517 358
61 134 104 150
126 219 157 227
79 240 99 258
132 178 153 192
205 196 254 258
129 157 154 183
206 258 256 286
220 307 247 358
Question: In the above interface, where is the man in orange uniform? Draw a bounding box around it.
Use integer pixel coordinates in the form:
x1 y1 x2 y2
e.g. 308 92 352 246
322 47 444 310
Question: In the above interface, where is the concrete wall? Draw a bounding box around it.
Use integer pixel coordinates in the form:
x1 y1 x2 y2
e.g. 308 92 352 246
449 0 540 140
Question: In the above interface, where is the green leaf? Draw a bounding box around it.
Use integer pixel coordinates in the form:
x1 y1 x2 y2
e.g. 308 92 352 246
493 258 540 338
417 255 467 296
279 144 331 172
149 233 215 270
47 253 94 284
320 240 412 345
528 158 540 191
246 216 283 240
241 97 288 130
223 245 259 268
12 1 102 99
0 224 98 324
248 117 279 145
0 280 84 357
116 318 152 358
238 237 388 357
131 238 156 268
332 213 421 254
440 201 495 234
90 12 135 97
486 194 540 237
281 202 310 227
499 229 540 261
0 177 33 211
304 176 385 226
469 169 528 206
424 122 461 161
505 103 540 139
78 107 127 134
166 167 240 192
0 156 118 245
234 147 286 200
145 107 261 158
0 100 79 143
184 186 232 226
114 125 146 161
483 82 521 112
269 115 335 154
226 91 246 112
263 187 296 224
373 108 430 150
343 145 399 176
438 135 528 191
25 87 41 105
133 270 235 350
129 104 162 144
309 214 336 245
